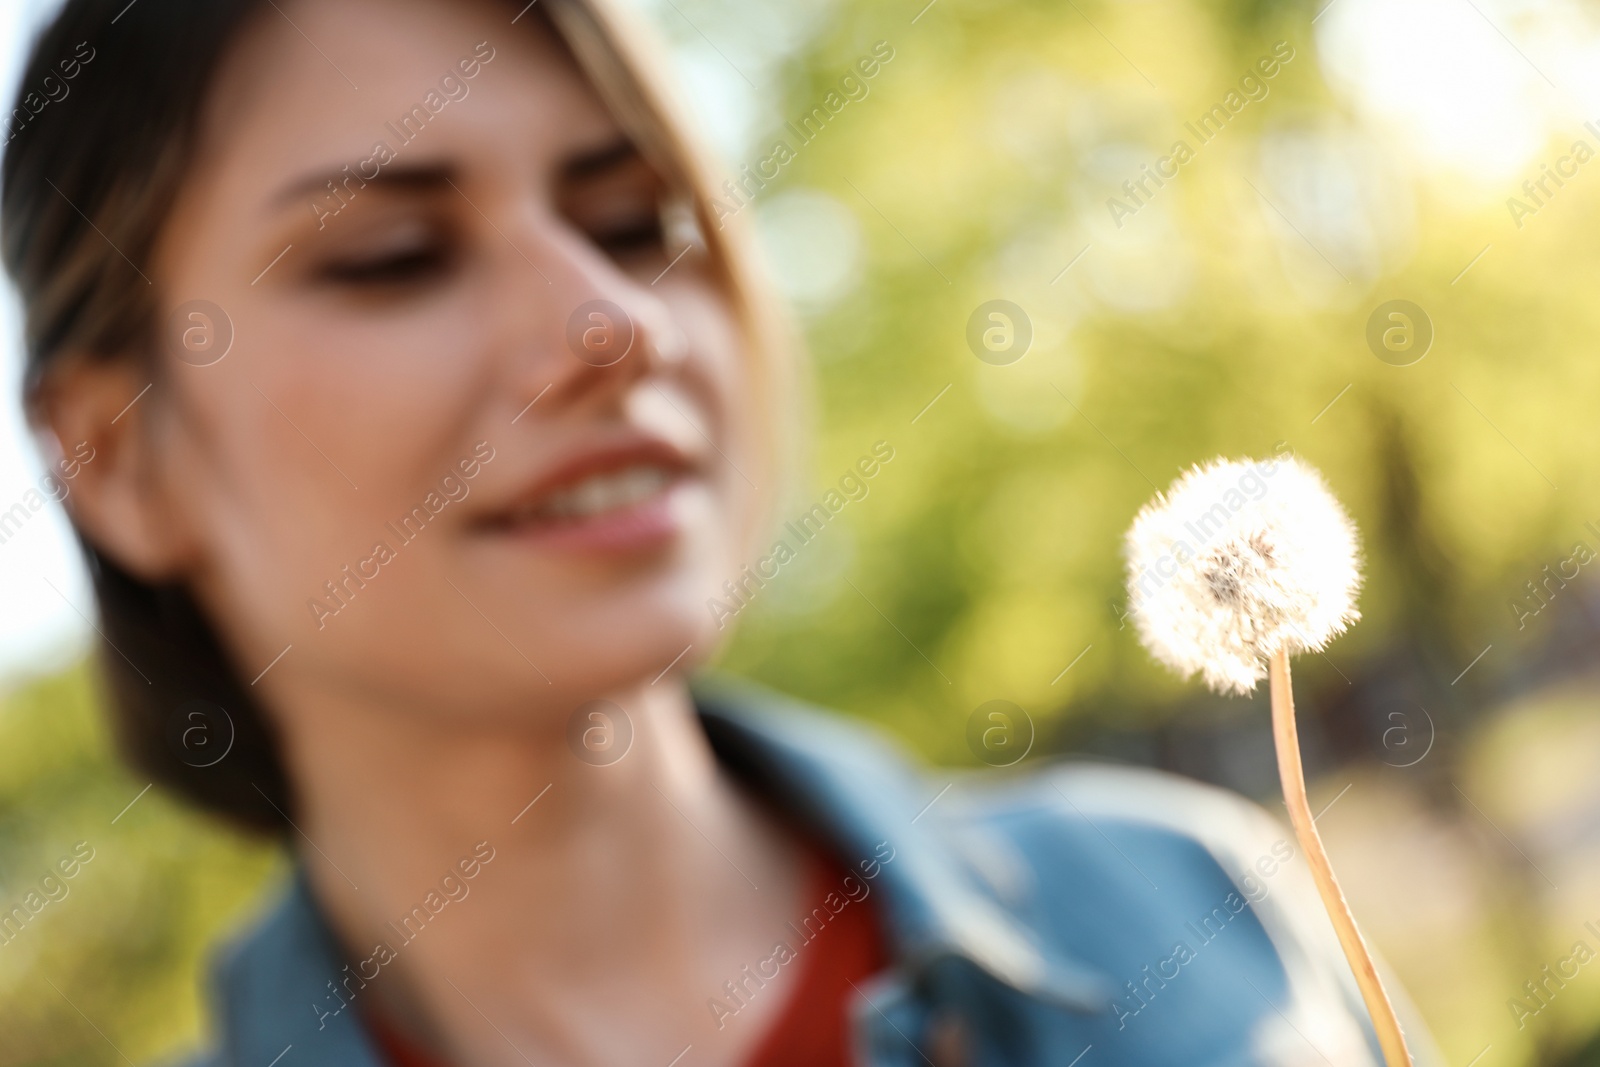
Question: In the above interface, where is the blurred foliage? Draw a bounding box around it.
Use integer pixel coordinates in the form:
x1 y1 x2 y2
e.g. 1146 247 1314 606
0 670 280 1066
711 0 1600 756
7 0 1600 1063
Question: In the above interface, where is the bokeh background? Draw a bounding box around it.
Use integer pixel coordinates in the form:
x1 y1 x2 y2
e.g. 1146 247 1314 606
4 0 1600 1062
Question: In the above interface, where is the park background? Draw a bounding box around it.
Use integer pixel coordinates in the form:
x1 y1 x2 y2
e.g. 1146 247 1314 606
4 0 1600 1062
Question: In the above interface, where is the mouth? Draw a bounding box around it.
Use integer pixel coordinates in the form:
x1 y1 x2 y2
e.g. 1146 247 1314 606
506 463 675 523
479 439 695 554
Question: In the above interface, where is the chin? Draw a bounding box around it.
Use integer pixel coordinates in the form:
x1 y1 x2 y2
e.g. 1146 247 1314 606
547 577 724 693
535 503 743 689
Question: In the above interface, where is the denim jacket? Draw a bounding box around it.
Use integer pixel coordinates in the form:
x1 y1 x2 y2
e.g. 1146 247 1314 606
190 681 1440 1067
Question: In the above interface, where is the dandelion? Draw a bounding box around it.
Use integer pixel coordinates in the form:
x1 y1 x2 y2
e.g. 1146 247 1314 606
1125 455 1361 694
1125 454 1412 1067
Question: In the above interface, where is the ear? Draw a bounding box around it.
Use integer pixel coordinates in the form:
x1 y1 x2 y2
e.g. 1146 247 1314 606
31 354 198 582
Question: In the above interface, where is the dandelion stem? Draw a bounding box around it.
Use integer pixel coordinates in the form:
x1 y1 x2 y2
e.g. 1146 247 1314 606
1269 647 1411 1066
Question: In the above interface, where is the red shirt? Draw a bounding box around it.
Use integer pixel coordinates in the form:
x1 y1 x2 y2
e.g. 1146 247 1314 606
371 847 889 1067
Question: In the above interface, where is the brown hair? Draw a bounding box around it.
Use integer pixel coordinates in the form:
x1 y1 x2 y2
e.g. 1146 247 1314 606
2 0 793 832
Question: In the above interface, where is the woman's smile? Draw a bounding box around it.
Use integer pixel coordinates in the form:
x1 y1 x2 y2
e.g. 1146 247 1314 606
473 430 705 556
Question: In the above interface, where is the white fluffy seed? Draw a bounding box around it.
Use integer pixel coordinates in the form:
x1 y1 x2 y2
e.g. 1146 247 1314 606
1124 455 1362 695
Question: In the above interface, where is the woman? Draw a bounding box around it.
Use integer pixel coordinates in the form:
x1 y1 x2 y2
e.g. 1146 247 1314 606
3 0 1434 1064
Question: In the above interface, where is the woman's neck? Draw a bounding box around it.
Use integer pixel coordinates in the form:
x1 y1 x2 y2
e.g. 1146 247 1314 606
272 678 810 1067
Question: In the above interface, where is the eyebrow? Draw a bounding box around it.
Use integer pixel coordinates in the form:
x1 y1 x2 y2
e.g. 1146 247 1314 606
272 162 457 210
270 137 649 212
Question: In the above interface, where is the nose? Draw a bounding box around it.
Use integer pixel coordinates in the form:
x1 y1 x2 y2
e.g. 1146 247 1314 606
487 208 689 418
567 293 687 373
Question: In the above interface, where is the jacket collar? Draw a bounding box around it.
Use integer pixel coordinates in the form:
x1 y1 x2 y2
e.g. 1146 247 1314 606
209 680 1109 1065
208 866 385 1067
694 679 1110 1011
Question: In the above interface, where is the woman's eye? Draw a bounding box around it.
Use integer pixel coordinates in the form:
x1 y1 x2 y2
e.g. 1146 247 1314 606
592 213 665 259
320 242 452 286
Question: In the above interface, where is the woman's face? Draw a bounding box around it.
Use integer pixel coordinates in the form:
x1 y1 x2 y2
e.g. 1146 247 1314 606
119 0 755 722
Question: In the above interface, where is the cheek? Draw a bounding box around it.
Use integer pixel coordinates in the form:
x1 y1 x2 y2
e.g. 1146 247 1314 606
170 301 496 659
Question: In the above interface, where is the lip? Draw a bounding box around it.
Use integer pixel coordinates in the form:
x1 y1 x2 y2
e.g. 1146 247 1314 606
476 435 698 555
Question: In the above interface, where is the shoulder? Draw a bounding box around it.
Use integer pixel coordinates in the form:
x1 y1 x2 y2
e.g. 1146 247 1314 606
945 759 1299 908
940 760 1439 1063
938 760 1313 977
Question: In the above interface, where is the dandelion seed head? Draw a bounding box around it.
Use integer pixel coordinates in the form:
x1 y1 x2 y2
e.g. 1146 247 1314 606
1124 455 1361 695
